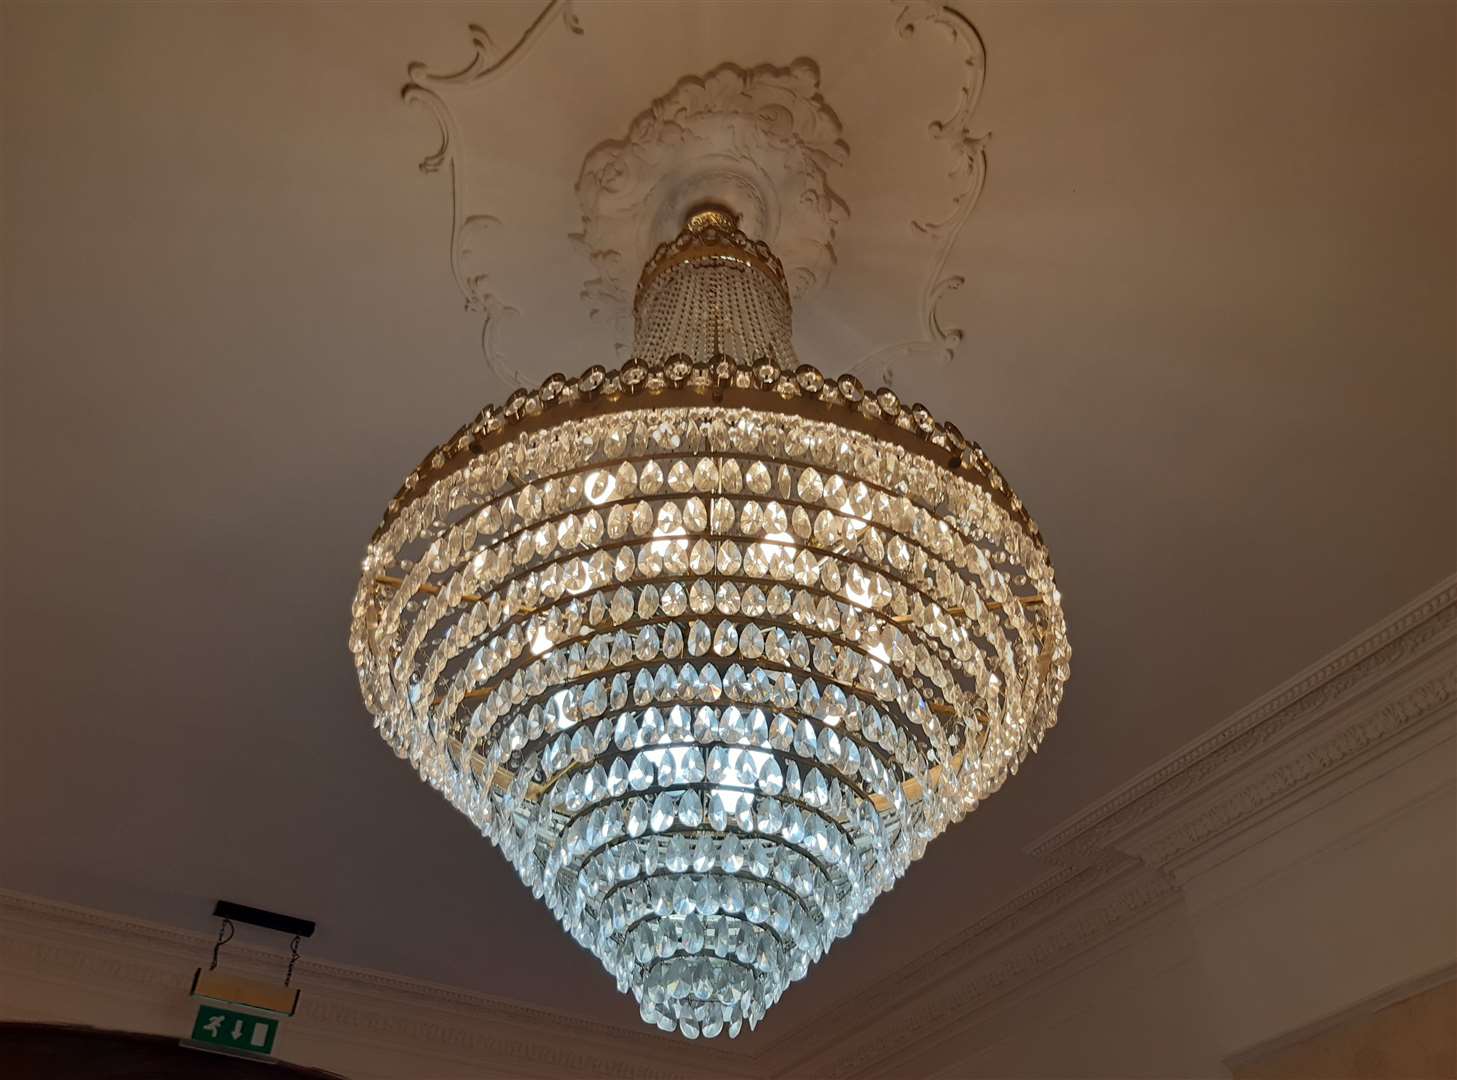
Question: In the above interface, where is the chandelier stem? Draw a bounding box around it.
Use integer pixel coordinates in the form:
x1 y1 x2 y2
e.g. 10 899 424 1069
631 211 795 368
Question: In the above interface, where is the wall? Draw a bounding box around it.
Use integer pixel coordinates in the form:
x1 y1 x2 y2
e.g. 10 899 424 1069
916 736 1455 1078
1231 979 1456 1080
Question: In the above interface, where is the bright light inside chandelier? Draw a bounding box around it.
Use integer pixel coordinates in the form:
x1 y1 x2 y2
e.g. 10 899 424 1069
350 207 1070 1040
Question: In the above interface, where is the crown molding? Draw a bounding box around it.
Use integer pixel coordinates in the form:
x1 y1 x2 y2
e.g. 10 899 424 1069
1133 665 1454 876
0 890 756 1079
1029 575 1456 865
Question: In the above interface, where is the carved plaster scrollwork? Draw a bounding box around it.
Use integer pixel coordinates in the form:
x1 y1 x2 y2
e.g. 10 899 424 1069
573 61 850 358
402 0 582 387
404 0 992 385
850 2 989 380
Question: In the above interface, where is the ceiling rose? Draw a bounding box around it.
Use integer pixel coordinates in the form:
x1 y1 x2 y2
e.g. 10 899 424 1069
351 203 1069 1039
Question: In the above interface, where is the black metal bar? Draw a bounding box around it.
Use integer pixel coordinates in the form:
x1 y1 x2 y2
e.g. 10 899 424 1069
212 901 315 939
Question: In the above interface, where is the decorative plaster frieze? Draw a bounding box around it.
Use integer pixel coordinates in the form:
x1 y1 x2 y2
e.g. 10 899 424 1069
1030 578 1457 864
1134 669 1456 871
760 856 1136 1075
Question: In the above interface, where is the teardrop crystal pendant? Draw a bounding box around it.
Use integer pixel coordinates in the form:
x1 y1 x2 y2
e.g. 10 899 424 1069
350 207 1070 1039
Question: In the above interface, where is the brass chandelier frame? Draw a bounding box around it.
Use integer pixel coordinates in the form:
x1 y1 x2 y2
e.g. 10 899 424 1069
365 213 1057 817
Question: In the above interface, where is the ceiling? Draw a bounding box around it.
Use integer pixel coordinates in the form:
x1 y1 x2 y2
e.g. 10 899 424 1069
2 0 1453 1050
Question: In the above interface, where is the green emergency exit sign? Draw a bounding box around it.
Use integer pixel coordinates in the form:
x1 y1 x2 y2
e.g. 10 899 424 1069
189 1003 279 1056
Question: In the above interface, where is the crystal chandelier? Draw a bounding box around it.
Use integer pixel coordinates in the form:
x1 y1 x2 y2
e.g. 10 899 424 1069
350 207 1070 1039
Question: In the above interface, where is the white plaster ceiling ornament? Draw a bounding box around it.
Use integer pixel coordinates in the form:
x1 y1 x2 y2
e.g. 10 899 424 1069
401 0 586 387
574 61 849 357
400 0 990 389
862 1 987 377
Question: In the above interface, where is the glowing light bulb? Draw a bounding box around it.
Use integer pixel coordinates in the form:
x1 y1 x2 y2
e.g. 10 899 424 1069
584 470 617 505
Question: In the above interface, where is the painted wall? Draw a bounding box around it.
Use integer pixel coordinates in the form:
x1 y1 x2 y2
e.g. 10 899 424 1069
920 738 1456 1078
1232 980 1456 1080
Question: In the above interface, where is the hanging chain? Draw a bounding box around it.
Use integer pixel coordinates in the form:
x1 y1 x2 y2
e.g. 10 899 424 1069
284 934 301 987
208 918 234 971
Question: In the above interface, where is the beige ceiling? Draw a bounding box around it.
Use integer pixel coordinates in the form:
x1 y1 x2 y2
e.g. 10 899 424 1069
2 0 1453 1049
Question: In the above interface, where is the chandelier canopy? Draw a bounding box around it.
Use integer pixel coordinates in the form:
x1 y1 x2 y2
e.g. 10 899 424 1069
350 208 1069 1039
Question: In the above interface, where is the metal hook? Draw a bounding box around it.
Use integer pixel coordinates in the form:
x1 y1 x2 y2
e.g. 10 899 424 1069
209 918 234 971
284 934 301 987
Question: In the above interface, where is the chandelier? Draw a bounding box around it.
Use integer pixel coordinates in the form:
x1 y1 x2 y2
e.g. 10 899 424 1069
349 207 1069 1039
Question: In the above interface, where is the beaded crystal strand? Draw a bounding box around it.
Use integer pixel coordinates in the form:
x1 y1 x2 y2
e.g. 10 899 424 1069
349 207 1069 1039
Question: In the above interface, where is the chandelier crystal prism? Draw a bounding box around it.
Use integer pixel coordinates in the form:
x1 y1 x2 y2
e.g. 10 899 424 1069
349 207 1070 1039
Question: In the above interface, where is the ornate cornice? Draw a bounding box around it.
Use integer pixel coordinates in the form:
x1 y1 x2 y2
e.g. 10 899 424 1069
848 870 1179 1080
1135 668 1456 870
1030 577 1456 863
